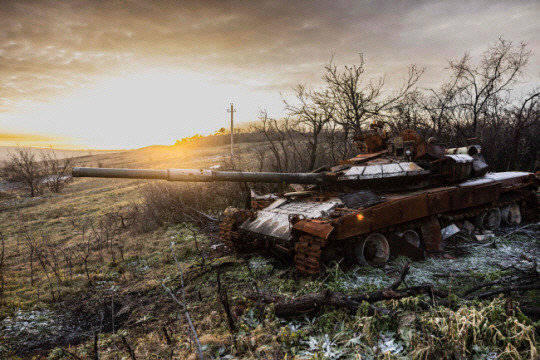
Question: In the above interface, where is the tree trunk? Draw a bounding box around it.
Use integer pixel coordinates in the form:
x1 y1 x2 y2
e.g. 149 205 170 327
308 134 318 171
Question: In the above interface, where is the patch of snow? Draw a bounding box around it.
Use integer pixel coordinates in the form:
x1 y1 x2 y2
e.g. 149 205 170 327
376 332 404 355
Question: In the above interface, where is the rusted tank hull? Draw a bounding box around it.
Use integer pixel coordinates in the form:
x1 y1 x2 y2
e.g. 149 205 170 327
223 172 539 275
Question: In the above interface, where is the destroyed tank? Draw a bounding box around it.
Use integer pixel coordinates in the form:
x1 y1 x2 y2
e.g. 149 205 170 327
73 124 540 275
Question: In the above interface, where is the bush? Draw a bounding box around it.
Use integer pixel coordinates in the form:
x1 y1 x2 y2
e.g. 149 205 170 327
2 147 43 197
132 181 249 232
2 147 76 197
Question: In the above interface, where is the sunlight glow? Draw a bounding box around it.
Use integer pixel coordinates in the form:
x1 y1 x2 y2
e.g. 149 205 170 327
2 69 284 149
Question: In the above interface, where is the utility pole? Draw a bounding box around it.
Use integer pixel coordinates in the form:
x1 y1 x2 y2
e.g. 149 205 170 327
227 103 236 159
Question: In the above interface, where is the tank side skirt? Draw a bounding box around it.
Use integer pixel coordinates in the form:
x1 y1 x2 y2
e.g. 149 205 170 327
332 180 535 241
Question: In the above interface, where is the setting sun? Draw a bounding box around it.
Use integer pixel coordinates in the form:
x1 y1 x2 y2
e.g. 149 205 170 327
2 69 284 149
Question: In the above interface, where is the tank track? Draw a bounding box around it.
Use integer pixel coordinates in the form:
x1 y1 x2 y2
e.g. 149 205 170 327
293 190 536 275
219 208 258 252
219 213 240 250
294 234 325 275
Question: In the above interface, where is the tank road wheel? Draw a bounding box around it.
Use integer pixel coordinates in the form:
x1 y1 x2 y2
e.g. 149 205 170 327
219 208 252 252
387 230 424 260
501 203 522 226
294 234 324 275
474 208 501 230
354 233 390 266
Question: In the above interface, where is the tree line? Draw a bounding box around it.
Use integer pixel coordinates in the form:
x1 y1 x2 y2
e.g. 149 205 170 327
189 38 539 174
257 38 540 173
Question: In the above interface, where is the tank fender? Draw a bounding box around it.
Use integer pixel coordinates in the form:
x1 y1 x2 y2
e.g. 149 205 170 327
292 220 334 241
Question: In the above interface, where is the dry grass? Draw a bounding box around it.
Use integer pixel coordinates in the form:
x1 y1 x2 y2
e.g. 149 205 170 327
0 143 233 311
0 142 538 359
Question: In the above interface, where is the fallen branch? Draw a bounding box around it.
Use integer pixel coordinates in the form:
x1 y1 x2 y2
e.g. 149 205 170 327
520 306 540 318
501 221 540 240
350 285 447 303
466 283 540 300
244 289 396 317
162 242 204 360
460 273 538 298
389 262 410 290
162 282 204 359
244 279 540 318
243 256 540 319
243 262 443 317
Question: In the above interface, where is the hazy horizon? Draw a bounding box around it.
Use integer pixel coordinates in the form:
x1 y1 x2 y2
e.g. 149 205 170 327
1 0 539 149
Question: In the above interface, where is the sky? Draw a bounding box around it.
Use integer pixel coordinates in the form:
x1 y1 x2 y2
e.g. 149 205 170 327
0 0 539 149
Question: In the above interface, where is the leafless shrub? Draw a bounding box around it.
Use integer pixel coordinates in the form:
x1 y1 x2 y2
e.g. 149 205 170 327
132 182 240 233
162 242 204 360
40 149 76 193
35 235 62 302
2 146 43 197
17 218 39 287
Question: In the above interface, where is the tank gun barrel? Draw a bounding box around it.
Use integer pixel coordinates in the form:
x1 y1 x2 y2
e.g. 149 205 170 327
72 167 335 185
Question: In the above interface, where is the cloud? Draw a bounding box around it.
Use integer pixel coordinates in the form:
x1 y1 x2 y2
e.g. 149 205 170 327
0 131 61 143
0 0 539 147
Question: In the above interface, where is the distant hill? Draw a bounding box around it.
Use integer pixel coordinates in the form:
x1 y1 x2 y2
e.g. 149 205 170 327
0 146 115 162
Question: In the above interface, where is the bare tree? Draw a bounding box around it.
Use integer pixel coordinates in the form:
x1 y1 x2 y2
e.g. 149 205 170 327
2 146 43 197
506 89 540 170
249 41 538 174
324 54 423 134
449 38 531 138
41 149 76 193
417 68 466 141
252 111 284 173
285 86 334 171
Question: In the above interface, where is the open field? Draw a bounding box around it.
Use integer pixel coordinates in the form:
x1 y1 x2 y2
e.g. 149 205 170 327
0 142 539 359
0 147 118 163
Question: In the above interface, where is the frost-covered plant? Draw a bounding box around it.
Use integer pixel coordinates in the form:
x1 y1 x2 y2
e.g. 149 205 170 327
300 333 346 359
407 297 538 359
